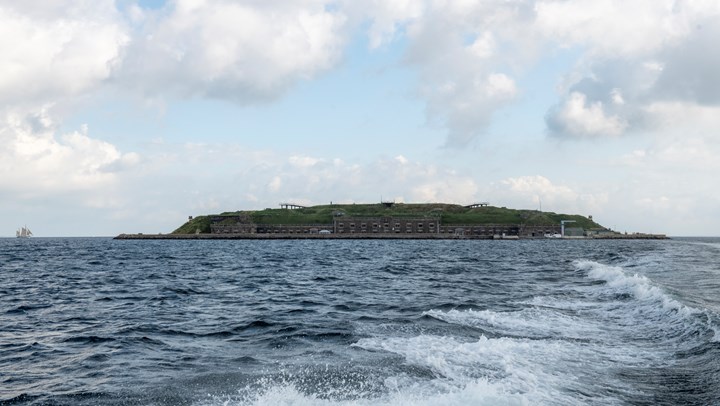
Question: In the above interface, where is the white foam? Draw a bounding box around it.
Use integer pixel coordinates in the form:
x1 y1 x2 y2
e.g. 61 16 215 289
351 334 618 405
423 307 602 340
194 260 718 406
570 259 720 360
707 316 720 343
244 384 332 406
574 260 699 319
196 379 530 406
680 240 720 250
193 332 614 405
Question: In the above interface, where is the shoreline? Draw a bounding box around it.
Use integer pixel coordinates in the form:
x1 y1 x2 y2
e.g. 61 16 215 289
114 233 668 240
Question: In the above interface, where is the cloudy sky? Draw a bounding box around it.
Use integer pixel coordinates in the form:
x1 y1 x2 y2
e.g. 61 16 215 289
2 0 719 236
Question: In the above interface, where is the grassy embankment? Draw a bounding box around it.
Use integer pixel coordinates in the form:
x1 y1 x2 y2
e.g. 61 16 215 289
172 203 604 234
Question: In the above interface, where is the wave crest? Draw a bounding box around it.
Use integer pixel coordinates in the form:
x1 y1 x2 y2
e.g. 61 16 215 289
574 259 699 318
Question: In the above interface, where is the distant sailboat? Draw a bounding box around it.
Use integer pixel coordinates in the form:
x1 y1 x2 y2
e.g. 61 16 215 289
16 226 33 238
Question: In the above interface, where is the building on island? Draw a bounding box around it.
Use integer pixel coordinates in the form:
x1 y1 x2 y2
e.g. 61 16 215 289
209 214 565 239
333 217 439 234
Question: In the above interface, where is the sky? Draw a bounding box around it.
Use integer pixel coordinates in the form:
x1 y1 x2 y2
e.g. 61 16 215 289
2 0 720 237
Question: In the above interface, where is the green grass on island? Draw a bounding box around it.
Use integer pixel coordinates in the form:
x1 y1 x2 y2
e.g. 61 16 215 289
172 203 605 234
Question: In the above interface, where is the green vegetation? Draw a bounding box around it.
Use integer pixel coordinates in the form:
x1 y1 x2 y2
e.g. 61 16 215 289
171 203 605 234
250 208 334 225
172 216 212 234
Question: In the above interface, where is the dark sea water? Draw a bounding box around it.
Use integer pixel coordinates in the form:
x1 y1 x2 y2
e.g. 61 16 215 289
1 237 719 405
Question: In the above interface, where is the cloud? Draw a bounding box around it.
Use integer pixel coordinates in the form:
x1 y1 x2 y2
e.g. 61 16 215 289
494 175 608 215
117 0 347 103
546 92 628 138
1 0 349 108
345 0 424 49
500 175 576 203
411 177 478 203
653 22 720 105
539 1 720 138
131 143 483 209
0 108 138 199
0 1 128 107
5 0 720 148
267 176 282 192
533 0 689 57
288 155 321 168
0 1 140 219
354 0 720 144
390 1 534 147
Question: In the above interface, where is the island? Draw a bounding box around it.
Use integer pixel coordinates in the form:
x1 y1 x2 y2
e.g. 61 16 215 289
114 202 667 240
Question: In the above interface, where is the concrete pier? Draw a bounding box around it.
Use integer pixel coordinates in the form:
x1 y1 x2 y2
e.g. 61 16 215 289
114 233 667 240
114 233 492 240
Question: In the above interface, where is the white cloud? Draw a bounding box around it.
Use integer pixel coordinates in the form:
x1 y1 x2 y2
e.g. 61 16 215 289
267 176 282 192
0 108 138 200
348 0 424 49
494 175 609 215
411 177 478 203
635 195 672 212
547 92 628 137
354 0 720 144
118 0 347 102
539 1 720 137
644 101 720 135
344 0 537 146
534 0 689 57
288 155 321 168
500 175 577 203
0 1 128 106
467 31 496 59
610 88 625 105
406 3 531 146
129 145 483 210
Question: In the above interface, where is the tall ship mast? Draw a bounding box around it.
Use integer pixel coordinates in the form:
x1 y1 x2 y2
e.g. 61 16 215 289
16 226 33 238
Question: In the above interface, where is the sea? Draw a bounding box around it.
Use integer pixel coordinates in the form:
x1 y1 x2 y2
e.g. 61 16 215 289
1 237 719 405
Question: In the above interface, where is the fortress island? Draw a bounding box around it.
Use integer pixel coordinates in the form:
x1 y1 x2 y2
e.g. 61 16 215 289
115 202 667 240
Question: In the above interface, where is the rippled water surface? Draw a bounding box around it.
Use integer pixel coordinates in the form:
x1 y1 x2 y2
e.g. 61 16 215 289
1 238 719 405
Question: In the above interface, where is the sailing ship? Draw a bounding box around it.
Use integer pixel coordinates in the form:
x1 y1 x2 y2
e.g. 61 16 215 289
16 226 33 238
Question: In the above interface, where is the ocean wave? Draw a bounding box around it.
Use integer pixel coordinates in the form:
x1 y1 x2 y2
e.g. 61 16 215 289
348 334 617 405
572 259 720 351
193 375 538 406
186 331 602 405
422 307 599 341
574 260 699 318
195 380 531 406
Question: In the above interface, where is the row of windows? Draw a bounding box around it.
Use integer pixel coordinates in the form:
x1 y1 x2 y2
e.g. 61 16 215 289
337 222 434 228
213 224 521 235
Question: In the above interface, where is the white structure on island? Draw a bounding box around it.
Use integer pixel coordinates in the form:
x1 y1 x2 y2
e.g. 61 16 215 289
560 220 576 237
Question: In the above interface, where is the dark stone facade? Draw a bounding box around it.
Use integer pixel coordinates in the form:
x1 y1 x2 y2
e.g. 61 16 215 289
210 215 562 238
333 217 439 234
518 225 563 238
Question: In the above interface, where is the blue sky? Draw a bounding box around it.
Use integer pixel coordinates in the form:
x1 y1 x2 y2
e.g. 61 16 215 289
2 0 720 236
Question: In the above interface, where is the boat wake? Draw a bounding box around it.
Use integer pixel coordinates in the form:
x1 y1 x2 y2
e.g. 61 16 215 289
197 259 720 406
